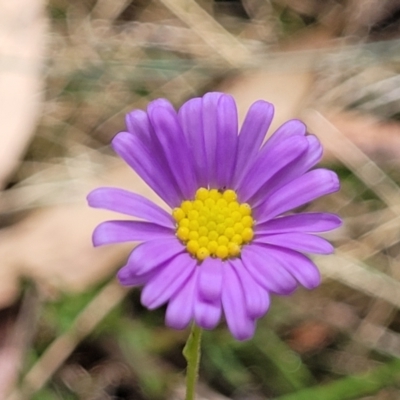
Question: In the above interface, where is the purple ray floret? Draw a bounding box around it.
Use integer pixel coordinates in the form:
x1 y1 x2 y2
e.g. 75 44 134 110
88 92 341 341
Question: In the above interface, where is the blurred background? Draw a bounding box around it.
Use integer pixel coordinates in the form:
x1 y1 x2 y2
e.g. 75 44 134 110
3 0 400 399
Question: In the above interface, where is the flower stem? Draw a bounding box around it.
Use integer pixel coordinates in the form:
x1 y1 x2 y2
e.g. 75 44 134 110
183 323 203 400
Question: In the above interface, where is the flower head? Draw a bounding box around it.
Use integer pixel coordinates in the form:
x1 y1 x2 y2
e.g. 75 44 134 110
88 92 341 340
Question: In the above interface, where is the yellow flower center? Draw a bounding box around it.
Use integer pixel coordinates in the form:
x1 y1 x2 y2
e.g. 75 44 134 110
172 187 254 261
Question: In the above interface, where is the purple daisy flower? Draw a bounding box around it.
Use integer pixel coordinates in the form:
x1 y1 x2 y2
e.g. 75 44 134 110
87 92 341 341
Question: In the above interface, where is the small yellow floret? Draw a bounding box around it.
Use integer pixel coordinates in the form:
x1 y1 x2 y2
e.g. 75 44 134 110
242 227 254 242
189 220 199 231
228 242 240 257
199 236 209 247
224 227 235 239
232 234 243 245
233 222 244 233
208 230 218 241
216 245 229 259
187 240 200 254
217 235 229 246
216 198 228 208
173 187 255 261
205 198 215 208
216 224 225 234
195 187 209 201
188 210 199 220
193 200 204 211
179 218 189 228
231 210 241 221
197 247 210 260
216 214 225 224
172 208 185 221
223 190 237 202
242 215 253 228
209 189 221 201
188 231 199 240
177 226 189 241
181 201 193 213
198 215 207 226
225 217 234 227
198 226 208 237
207 221 217 231
239 203 252 216
207 240 218 254
228 201 239 211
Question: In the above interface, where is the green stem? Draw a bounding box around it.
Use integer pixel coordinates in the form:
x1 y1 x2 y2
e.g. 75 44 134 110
183 323 203 400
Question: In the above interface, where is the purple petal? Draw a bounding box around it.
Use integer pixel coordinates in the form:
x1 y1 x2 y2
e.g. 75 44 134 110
202 92 224 188
250 135 323 207
290 135 323 176
262 244 322 289
87 187 174 228
117 268 155 287
178 97 208 187
256 213 342 234
231 259 270 319
194 297 222 330
148 99 197 199
232 100 274 187
125 109 152 146
262 119 306 152
216 94 238 188
241 245 298 295
256 169 340 223
222 262 256 341
166 269 198 329
141 253 195 309
112 131 181 207
92 221 173 246
237 135 308 202
119 238 184 276
254 233 334 254
197 257 223 302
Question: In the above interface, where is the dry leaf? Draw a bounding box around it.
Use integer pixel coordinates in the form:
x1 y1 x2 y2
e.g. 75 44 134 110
314 111 400 163
220 69 314 131
0 160 165 308
0 0 47 188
